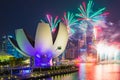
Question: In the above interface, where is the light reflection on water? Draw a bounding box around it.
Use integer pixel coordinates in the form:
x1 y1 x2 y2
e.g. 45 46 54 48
43 73 79 80
95 64 120 80
44 63 120 80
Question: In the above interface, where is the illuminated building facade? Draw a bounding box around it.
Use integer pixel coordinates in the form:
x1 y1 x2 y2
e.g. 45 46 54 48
0 35 23 58
9 22 68 67
65 40 78 59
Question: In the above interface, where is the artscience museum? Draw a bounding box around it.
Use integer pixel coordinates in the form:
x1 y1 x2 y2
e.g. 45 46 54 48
8 22 68 67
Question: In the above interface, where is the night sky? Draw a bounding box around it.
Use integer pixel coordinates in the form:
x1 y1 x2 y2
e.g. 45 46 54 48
0 0 120 38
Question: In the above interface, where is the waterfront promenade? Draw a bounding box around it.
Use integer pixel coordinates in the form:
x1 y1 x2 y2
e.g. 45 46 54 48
0 65 78 80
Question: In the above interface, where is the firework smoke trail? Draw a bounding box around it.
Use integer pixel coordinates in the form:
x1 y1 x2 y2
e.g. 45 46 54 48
96 22 120 62
76 0 108 41
93 21 108 40
62 12 78 37
41 14 60 32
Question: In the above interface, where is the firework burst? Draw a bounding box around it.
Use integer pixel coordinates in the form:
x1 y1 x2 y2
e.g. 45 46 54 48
76 0 109 42
41 14 60 32
62 12 78 36
76 0 108 22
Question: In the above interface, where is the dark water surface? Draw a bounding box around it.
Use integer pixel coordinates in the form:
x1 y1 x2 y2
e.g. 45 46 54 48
43 63 120 80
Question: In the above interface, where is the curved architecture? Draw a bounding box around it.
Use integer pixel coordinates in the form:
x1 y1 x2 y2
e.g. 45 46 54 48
8 22 68 67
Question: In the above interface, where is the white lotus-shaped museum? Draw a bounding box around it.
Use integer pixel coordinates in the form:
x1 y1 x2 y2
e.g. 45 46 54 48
9 22 68 67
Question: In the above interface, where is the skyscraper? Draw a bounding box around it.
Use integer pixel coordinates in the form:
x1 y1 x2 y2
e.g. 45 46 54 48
1 34 23 58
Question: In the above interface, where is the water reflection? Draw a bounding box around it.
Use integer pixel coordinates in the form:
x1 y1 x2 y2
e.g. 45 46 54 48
78 63 120 80
79 63 86 80
79 63 95 80
44 73 78 80
43 63 120 80
95 64 120 80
